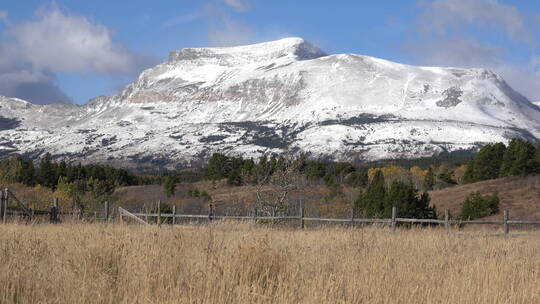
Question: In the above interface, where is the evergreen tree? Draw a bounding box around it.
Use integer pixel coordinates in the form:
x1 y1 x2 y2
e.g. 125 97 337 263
532 144 540 174
510 140 535 176
205 153 232 180
18 159 36 186
437 165 457 186
475 143 506 180
500 139 535 177
423 166 435 190
500 139 519 177
268 156 278 173
87 177 110 198
38 153 57 189
462 160 475 184
345 170 368 187
227 169 243 186
464 142 507 183
305 162 326 180
384 180 436 219
164 175 177 198
459 192 499 220
356 170 386 217
56 161 68 179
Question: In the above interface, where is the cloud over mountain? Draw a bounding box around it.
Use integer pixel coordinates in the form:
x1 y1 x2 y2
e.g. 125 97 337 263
0 6 156 104
410 0 540 101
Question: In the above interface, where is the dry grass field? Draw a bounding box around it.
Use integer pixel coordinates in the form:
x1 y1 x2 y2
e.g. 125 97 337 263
1 222 540 304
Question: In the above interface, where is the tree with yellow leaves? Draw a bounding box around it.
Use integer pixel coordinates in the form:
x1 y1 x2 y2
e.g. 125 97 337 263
367 165 410 185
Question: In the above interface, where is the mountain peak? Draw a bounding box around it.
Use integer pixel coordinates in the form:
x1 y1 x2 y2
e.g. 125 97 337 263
168 37 326 64
2 38 540 169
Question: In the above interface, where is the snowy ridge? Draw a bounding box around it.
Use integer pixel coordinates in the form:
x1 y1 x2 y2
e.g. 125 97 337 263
0 38 539 169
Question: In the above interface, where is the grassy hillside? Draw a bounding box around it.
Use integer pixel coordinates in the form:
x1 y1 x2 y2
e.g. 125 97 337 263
430 175 540 220
113 175 540 223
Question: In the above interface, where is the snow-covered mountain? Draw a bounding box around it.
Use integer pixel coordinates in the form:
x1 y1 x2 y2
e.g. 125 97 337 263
1 37 539 169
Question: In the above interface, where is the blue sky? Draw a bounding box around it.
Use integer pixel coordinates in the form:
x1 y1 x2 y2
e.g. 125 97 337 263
0 0 539 104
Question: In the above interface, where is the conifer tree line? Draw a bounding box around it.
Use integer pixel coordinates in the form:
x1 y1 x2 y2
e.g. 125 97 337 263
463 138 540 183
354 170 437 219
203 153 369 188
0 153 156 195
2 138 537 218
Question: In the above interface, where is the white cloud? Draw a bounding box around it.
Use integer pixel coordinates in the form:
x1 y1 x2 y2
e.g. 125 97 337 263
532 56 540 72
419 0 535 45
409 37 540 100
490 63 540 102
161 11 204 29
0 11 7 23
205 4 255 47
0 52 70 104
223 0 249 12
408 37 502 67
0 6 157 104
4 6 154 75
409 0 540 101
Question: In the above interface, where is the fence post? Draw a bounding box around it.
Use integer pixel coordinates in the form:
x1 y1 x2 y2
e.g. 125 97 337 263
104 201 109 222
50 198 58 224
49 205 55 224
503 209 509 234
350 208 355 227
157 200 162 226
299 202 304 229
391 206 397 231
172 205 176 225
3 188 9 223
253 207 258 224
0 189 4 224
208 204 214 222
444 209 450 230
119 207 124 224
54 198 59 223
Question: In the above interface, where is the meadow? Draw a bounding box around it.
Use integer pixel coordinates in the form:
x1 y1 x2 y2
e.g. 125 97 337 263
1 222 539 303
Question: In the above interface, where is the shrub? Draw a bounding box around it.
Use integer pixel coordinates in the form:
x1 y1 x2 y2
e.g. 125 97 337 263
459 192 499 220
164 175 177 198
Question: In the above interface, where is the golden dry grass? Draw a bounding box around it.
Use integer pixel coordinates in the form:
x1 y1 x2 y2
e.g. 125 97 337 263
1 222 540 303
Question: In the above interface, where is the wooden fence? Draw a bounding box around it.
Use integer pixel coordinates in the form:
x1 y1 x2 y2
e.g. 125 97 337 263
2 186 540 234
0 188 110 223
119 204 540 234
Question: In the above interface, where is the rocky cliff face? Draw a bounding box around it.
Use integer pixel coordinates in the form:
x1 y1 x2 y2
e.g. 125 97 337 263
0 38 539 169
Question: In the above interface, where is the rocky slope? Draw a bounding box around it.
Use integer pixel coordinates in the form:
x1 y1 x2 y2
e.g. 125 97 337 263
1 37 539 169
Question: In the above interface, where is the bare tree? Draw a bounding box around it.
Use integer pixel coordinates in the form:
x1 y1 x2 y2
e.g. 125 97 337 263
247 154 307 216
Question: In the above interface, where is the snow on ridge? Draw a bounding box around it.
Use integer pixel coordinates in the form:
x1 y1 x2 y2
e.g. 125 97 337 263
1 37 540 169
168 37 327 64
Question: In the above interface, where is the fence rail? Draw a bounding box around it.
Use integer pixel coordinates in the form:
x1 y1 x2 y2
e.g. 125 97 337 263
0 188 110 223
119 205 540 234
3 186 540 234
